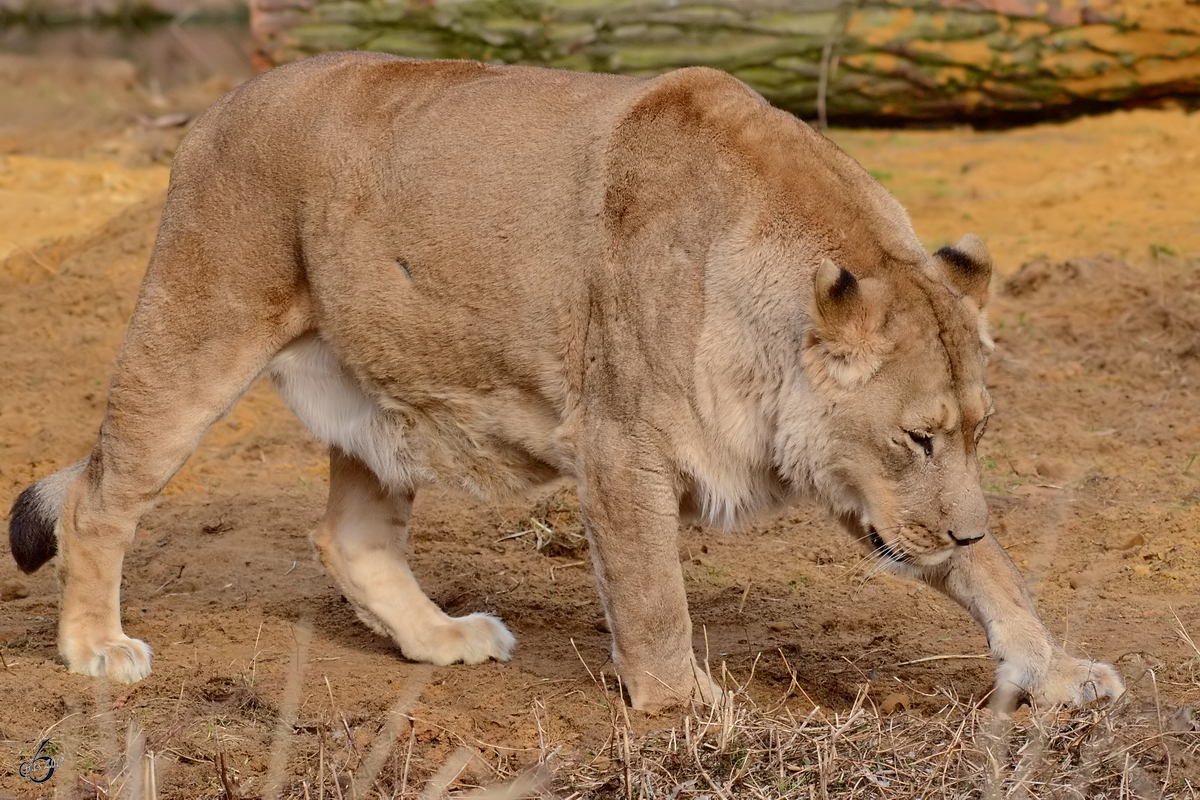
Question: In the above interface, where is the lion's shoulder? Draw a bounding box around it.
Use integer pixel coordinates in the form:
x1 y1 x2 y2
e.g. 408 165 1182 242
614 66 772 140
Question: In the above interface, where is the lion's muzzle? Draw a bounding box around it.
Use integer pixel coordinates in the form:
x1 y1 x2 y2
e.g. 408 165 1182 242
948 530 985 546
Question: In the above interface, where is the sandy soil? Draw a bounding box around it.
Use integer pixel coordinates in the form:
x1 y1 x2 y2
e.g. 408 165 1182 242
0 51 1198 798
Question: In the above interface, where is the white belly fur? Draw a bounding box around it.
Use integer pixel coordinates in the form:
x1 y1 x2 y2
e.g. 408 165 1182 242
268 335 565 496
268 335 433 491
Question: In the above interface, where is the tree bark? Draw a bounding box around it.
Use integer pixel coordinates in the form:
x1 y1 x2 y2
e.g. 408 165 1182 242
250 0 1200 125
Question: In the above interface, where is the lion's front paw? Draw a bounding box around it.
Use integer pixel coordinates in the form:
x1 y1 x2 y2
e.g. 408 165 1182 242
421 613 516 666
999 651 1124 707
624 661 725 712
1036 654 1125 706
62 634 153 683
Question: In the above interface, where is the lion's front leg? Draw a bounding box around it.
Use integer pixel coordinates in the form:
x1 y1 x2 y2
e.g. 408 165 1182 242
577 422 721 712
920 534 1124 706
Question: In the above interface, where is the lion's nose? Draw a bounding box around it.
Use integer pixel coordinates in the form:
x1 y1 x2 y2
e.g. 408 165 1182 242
947 530 985 546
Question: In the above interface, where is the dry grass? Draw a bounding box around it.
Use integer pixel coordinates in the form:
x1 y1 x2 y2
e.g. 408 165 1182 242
555 675 1200 800
23 511 1200 799
40 547 1200 799
498 487 588 560
69 644 1200 800
21 523 1200 799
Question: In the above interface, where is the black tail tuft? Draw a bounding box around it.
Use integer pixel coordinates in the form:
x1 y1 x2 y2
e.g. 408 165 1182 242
9 484 58 573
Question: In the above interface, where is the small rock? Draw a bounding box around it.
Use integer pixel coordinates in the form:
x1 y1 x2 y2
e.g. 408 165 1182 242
1068 576 1083 590
1 580 29 601
767 620 793 632
881 693 910 714
1132 564 1152 577
595 617 611 633
353 728 372 750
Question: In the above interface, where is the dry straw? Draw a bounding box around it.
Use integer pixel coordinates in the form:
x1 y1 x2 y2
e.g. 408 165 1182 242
47 622 1200 799
550 667 1198 799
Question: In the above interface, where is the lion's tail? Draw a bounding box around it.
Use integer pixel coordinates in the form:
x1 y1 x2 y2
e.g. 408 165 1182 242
8 459 87 573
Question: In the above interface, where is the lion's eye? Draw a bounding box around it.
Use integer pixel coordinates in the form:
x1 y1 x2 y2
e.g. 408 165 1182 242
906 430 934 458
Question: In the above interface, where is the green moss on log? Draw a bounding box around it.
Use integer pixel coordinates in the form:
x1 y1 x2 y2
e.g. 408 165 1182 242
250 0 1200 124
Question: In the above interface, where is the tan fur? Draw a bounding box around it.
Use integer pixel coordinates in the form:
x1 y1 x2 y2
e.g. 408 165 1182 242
35 53 1120 708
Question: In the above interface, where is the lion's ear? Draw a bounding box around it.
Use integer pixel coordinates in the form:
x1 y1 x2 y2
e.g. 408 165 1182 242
806 259 887 386
933 233 992 308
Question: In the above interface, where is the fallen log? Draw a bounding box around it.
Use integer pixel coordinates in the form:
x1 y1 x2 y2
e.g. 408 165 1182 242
250 0 1200 126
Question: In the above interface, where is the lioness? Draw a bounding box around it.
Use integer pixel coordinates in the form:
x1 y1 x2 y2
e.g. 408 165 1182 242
9 52 1122 711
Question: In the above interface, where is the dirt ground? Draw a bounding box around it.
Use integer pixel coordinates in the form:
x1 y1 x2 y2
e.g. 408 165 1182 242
0 44 1198 799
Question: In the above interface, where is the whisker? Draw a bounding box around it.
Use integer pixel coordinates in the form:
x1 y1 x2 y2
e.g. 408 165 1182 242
861 551 903 585
848 524 903 547
845 551 879 580
857 552 892 587
848 525 905 547
844 524 909 580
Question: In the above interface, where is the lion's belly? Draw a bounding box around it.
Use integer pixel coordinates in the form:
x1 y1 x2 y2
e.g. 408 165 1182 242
268 335 567 496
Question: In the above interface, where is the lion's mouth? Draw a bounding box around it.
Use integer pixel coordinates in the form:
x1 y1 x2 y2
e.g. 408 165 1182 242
867 527 908 564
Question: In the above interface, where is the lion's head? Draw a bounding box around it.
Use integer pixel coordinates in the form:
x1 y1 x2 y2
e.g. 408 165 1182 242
798 234 995 569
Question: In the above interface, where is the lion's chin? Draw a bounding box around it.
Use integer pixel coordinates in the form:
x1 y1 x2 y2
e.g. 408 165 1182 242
908 548 955 568
868 526 955 569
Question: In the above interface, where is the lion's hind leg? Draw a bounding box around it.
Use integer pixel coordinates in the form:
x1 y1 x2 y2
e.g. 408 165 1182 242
38 289 302 682
314 448 516 665
7 196 312 681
